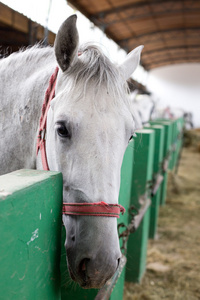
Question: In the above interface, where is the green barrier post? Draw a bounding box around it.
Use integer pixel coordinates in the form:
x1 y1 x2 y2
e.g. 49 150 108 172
0 169 63 300
110 139 134 300
150 120 173 205
174 117 184 170
168 119 175 169
126 129 154 282
144 125 165 239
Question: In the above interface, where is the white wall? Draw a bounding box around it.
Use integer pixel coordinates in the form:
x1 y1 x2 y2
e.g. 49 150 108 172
147 63 200 128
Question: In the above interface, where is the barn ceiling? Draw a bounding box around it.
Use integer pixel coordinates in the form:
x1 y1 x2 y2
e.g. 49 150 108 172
0 2 147 92
67 0 200 70
0 2 56 56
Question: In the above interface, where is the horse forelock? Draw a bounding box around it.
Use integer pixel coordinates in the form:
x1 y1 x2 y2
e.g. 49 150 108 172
63 43 130 108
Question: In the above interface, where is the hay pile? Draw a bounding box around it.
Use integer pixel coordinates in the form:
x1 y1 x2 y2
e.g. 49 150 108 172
123 143 200 300
184 128 200 152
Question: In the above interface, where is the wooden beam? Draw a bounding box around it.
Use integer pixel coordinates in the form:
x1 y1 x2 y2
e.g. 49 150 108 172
147 58 200 69
144 55 200 69
142 45 200 58
118 28 200 45
89 2 200 27
0 27 28 45
67 0 91 19
0 2 56 46
90 0 187 19
0 3 28 33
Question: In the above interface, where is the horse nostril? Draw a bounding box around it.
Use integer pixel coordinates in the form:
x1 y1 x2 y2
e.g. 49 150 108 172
80 259 86 271
117 257 121 268
79 258 90 281
71 235 75 242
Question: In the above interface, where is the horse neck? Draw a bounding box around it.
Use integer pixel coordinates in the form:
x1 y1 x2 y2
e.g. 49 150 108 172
0 47 57 173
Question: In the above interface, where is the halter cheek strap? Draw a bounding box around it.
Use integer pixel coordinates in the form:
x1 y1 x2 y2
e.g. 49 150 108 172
36 67 59 171
37 53 84 169
37 68 126 218
63 201 125 218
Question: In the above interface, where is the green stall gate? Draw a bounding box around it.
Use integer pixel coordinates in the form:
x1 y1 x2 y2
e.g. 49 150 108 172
150 117 184 205
0 142 136 300
144 125 165 239
0 119 184 299
171 117 184 171
0 138 152 300
0 169 63 300
150 120 173 206
125 129 154 283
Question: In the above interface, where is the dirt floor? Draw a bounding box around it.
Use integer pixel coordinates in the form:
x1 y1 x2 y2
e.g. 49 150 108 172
123 138 200 299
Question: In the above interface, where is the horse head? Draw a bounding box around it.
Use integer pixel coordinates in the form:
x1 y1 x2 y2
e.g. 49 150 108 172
40 15 143 289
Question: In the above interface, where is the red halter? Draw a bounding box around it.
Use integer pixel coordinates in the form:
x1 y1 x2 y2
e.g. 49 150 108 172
36 67 59 170
63 201 125 218
37 68 125 218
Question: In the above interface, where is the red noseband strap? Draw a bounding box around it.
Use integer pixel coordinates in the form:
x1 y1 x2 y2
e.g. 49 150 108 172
63 201 125 218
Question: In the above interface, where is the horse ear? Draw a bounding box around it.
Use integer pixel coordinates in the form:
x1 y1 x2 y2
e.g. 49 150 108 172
119 45 144 80
54 15 79 72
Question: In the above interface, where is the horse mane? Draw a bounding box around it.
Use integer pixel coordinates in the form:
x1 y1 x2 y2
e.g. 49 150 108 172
1 43 139 122
65 43 130 107
1 44 128 104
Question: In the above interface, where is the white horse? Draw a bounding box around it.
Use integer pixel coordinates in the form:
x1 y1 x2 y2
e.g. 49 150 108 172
0 15 143 288
130 92 155 125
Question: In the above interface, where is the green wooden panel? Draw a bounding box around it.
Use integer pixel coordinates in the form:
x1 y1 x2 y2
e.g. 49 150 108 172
118 139 135 227
144 125 164 174
177 117 184 153
149 188 161 239
150 121 172 157
144 125 165 239
126 129 154 283
130 129 155 209
169 120 177 170
160 118 184 171
61 140 135 300
173 119 180 167
151 119 181 170
125 207 150 283
0 169 63 300
150 121 173 205
110 139 134 300
173 117 184 169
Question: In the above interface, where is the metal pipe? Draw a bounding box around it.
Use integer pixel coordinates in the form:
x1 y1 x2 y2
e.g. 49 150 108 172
95 255 127 300
151 174 164 196
134 198 151 230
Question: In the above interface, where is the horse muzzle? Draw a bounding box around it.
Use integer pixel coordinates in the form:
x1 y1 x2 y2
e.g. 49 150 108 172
63 210 122 289
67 248 121 289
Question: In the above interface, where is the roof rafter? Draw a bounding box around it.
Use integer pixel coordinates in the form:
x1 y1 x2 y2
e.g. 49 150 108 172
90 1 200 28
148 58 200 68
117 27 200 45
92 9 200 29
145 54 200 66
142 45 200 57
90 0 194 19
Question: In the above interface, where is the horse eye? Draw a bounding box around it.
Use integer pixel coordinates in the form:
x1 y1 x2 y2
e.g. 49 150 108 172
129 132 136 143
56 123 71 138
129 136 133 142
